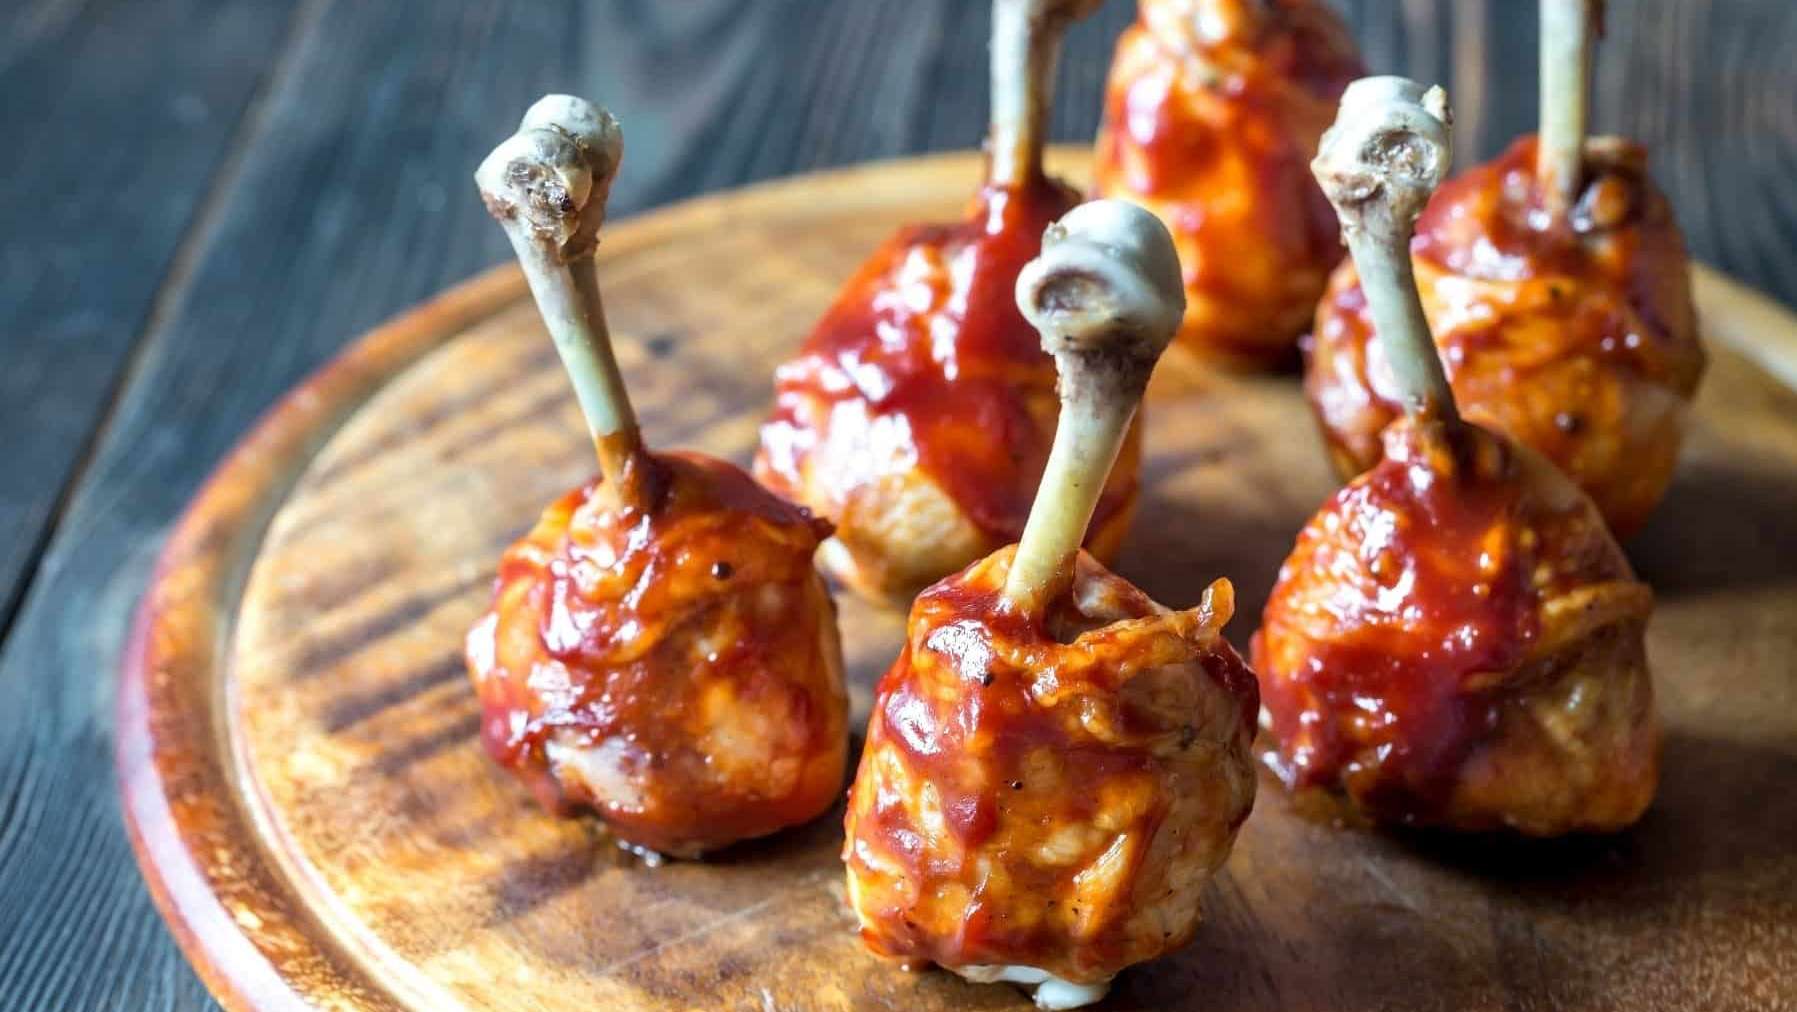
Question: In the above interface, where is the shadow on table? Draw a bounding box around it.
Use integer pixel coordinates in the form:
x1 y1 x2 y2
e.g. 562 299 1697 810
1115 484 1310 654
1630 453 1797 596
1387 730 1797 904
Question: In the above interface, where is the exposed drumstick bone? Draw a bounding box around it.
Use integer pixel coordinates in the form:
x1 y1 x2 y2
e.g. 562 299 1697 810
1538 0 1601 219
476 95 658 509
989 0 1104 188
1003 199 1185 615
1312 76 1458 424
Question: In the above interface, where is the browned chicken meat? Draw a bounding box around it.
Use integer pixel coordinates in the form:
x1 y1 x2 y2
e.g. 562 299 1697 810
756 0 1142 605
469 452 847 856
465 95 847 858
1093 0 1364 367
843 199 1259 1007
1256 75 1659 835
1256 417 1657 832
1303 0 1703 537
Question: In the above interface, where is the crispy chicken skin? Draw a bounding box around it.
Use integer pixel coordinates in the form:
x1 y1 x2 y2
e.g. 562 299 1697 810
843 548 1258 994
1305 136 1706 538
1092 0 1364 368
1254 417 1659 834
756 178 1140 604
466 451 848 857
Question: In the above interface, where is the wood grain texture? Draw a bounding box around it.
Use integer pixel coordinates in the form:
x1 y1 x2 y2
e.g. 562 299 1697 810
6 2 1797 1009
0 2 582 1007
0 3 303 1007
123 150 1797 1012
0 0 297 632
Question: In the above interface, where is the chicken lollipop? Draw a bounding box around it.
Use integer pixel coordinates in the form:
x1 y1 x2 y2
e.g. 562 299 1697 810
757 0 1143 605
843 200 1260 1008
464 96 848 858
1092 0 1364 368
1305 0 1704 538
1255 77 1659 835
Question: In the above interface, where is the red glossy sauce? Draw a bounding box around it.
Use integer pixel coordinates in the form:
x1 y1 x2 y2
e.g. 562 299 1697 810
866 649 1166 966
1412 136 1647 267
846 550 1258 976
1111 58 1342 275
1255 422 1539 820
467 450 846 855
1303 135 1705 536
1108 0 1357 237
1411 135 1697 381
1091 0 1363 364
760 174 1133 544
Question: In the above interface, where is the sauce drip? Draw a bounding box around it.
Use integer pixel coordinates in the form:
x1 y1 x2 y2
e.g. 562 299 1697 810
1302 133 1705 537
467 451 844 855
761 174 1134 543
847 550 1257 975
1409 135 1697 381
1255 422 1538 819
1091 0 1363 363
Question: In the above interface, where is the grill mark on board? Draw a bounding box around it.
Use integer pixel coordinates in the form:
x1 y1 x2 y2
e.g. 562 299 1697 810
299 314 730 496
321 651 467 732
432 382 585 467
304 340 561 487
366 713 483 777
263 542 404 615
284 331 781 594
486 844 603 926
288 579 476 680
272 383 583 547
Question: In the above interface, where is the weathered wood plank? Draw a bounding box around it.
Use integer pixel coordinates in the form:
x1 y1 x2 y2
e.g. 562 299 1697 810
1597 0 1797 305
0 0 298 635
580 0 1134 212
0 1 586 1007
0 2 305 1007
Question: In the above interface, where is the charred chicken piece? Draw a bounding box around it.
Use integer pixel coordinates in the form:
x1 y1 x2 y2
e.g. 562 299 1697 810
1304 0 1703 537
756 0 1140 606
1092 0 1364 368
1255 77 1659 835
843 200 1260 1008
465 96 848 858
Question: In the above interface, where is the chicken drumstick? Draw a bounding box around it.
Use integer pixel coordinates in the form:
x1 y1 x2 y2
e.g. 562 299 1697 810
466 96 848 858
843 200 1259 1008
756 0 1143 605
1256 78 1660 835
1303 0 1704 538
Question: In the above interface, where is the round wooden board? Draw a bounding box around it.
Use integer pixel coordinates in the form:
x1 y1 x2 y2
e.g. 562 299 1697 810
119 148 1797 1012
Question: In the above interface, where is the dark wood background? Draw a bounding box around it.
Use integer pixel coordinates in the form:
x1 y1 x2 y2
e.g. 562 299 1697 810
1 1 1792 1007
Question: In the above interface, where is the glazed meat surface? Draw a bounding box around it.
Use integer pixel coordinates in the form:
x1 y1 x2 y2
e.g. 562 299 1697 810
1306 136 1706 537
844 548 1258 986
755 177 1140 603
1254 417 1659 834
1093 0 1363 367
466 451 847 857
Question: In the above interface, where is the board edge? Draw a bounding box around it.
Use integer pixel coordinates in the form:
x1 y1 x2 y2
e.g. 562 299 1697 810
110 145 1797 1011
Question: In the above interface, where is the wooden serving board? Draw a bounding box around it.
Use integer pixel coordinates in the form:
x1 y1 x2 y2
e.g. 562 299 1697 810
118 149 1797 1012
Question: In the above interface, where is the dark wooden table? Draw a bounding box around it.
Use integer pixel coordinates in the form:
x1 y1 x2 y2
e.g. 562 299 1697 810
1 1 1793 1007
